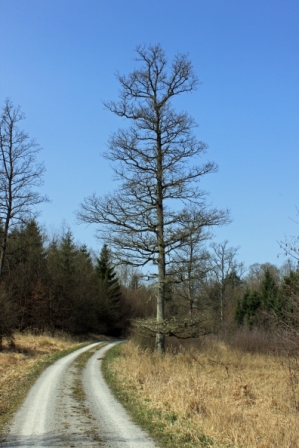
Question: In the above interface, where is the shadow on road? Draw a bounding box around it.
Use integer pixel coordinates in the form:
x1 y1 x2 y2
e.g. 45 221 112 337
0 430 104 447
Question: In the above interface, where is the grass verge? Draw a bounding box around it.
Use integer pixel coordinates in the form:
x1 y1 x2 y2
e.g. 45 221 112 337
103 338 299 448
102 343 218 448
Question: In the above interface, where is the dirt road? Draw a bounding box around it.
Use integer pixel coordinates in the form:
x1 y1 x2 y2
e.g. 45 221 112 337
1 342 157 447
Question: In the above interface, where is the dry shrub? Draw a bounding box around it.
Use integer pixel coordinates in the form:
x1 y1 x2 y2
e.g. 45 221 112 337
110 338 299 447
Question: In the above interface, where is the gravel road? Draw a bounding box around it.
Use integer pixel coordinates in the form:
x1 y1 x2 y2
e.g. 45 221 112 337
1 342 158 448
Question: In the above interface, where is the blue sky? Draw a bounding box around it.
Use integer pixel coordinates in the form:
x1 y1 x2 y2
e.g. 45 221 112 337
1 0 298 269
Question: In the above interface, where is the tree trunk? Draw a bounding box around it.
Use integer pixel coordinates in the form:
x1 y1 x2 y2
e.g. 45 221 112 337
156 120 165 353
156 258 165 352
0 215 10 280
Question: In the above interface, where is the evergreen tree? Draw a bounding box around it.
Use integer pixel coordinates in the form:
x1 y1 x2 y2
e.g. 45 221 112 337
260 269 279 310
95 244 122 335
235 290 262 328
277 270 299 324
225 269 243 289
235 269 279 328
95 244 121 303
5 220 47 331
46 230 102 334
45 231 77 331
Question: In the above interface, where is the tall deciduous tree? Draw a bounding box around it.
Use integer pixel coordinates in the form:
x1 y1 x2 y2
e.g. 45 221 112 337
0 99 48 279
78 45 229 351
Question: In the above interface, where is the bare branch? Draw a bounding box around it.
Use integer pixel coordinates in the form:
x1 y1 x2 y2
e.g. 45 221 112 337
78 45 230 351
0 99 48 277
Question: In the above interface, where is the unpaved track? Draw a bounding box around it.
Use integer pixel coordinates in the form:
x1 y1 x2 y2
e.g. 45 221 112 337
83 343 157 447
1 342 157 447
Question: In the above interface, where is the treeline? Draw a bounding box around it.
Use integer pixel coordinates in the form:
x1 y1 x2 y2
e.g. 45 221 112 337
164 258 299 342
1 218 299 348
1 216 298 346
0 220 156 346
235 263 299 330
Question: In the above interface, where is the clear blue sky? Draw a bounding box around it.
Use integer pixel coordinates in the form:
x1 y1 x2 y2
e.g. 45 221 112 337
1 0 298 269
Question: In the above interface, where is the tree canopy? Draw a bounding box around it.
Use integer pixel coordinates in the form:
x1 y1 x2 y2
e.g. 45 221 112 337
78 44 229 351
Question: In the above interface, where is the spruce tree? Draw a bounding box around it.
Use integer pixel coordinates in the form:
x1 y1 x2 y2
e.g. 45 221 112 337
235 290 262 328
95 244 122 335
95 244 121 303
260 269 278 310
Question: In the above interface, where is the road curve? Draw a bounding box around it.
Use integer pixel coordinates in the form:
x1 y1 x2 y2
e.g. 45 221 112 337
83 342 157 447
1 342 158 447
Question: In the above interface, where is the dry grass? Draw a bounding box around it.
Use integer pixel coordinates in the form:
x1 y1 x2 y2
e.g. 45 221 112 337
108 339 299 447
0 332 80 426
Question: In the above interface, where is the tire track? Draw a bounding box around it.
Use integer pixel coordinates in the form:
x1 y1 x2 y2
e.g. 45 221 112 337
1 343 101 447
0 342 158 448
83 343 158 447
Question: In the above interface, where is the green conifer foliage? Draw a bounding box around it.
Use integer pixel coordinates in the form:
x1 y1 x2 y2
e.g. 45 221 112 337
5 220 47 331
95 244 121 303
260 269 279 310
277 270 299 322
95 244 122 335
235 269 280 328
235 290 262 327
46 230 98 334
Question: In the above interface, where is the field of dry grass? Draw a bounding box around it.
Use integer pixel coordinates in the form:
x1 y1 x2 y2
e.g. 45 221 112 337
107 338 299 447
0 332 82 430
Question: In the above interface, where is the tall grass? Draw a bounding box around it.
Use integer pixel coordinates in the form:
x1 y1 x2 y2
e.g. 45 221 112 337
107 333 299 447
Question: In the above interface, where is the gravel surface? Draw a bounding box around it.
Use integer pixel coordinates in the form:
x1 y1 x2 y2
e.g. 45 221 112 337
83 343 158 447
0 342 158 448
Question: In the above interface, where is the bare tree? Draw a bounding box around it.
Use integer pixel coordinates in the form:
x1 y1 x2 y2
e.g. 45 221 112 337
208 240 244 324
169 208 212 318
279 208 299 269
0 99 48 278
245 262 280 290
78 45 229 352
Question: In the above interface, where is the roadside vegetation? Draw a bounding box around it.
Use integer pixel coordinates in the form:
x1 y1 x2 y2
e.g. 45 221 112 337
103 333 299 448
0 332 89 433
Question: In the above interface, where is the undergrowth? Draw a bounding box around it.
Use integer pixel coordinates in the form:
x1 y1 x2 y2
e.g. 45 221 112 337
103 338 299 448
102 343 219 448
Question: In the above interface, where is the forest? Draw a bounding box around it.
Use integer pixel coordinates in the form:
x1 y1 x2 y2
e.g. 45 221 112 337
0 215 299 353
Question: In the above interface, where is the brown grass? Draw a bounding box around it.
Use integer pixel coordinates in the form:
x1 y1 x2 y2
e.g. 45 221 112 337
0 332 81 426
108 339 299 447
